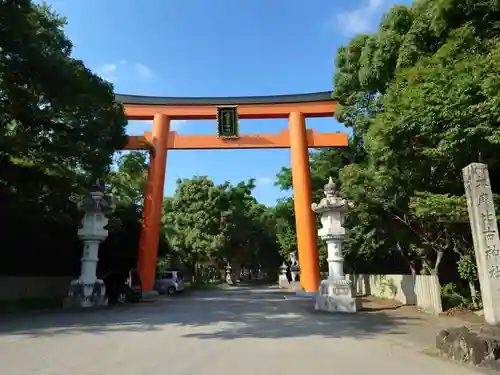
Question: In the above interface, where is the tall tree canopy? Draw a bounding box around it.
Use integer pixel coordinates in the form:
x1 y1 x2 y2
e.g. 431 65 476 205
108 152 149 205
275 0 500 288
0 0 127 177
162 177 282 279
0 0 128 275
335 0 500 276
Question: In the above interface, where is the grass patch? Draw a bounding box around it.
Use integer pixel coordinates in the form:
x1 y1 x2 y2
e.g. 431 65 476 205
0 297 63 314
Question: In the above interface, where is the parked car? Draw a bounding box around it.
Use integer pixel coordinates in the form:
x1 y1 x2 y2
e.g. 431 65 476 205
102 268 142 304
154 270 185 295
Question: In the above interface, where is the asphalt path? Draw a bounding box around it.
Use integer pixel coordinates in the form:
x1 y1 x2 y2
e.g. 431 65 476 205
0 286 485 375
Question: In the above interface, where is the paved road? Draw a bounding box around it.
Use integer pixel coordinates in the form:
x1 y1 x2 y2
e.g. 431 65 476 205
0 286 485 375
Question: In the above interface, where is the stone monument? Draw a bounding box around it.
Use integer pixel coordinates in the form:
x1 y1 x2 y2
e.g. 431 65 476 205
435 164 500 371
278 262 289 289
225 263 233 285
64 181 115 308
289 251 300 282
463 163 500 324
312 177 361 313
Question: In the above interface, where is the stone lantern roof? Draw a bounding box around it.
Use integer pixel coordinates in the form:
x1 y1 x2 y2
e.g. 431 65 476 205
311 177 349 213
77 179 116 215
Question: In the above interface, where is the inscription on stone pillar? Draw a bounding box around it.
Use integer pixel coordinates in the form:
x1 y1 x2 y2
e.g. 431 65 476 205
463 163 500 324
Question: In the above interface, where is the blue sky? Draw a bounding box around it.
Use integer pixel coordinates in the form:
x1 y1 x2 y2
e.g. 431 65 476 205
46 0 408 205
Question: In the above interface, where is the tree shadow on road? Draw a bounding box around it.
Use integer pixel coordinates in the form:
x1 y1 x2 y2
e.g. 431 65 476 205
0 287 424 342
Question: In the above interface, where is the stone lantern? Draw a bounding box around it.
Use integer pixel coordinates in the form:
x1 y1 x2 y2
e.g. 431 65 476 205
225 263 233 285
278 262 289 289
289 251 300 283
311 177 361 313
64 181 116 308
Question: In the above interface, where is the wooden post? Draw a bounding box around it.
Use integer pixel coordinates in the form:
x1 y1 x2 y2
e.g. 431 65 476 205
288 111 320 292
137 114 170 292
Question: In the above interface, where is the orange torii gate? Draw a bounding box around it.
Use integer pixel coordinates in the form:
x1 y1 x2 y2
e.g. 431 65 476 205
117 91 347 293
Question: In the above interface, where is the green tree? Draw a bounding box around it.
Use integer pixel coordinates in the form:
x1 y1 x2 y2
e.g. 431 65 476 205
361 12 500 275
272 0 500 286
108 151 149 205
333 0 500 278
163 177 233 279
0 1 127 179
0 0 127 276
223 181 282 275
243 201 282 276
274 198 297 259
162 176 282 281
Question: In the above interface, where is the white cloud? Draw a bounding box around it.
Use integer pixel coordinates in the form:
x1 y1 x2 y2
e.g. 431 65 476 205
334 0 385 36
126 120 152 136
96 61 154 82
256 177 273 186
100 63 117 73
135 62 154 79
97 63 118 82
170 120 186 131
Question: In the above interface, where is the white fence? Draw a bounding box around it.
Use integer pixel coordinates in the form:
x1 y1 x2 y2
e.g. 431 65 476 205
346 274 443 314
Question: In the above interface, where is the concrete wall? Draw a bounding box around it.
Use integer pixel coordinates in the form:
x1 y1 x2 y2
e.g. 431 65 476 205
0 276 71 301
347 274 443 315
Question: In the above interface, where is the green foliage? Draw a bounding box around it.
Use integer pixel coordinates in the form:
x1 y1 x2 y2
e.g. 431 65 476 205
272 0 500 301
163 177 282 278
377 276 397 298
440 282 468 309
273 198 297 258
409 194 468 222
439 280 481 310
108 152 149 205
0 1 127 179
0 1 128 276
337 0 500 277
369 29 500 195
457 257 478 282
163 177 232 269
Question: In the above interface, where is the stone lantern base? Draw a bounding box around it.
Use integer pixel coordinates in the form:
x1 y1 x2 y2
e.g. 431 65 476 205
63 279 108 309
314 279 361 313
